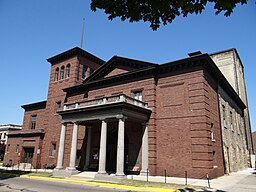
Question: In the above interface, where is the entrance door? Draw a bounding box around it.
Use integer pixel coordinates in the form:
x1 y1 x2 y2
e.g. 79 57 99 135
23 147 34 163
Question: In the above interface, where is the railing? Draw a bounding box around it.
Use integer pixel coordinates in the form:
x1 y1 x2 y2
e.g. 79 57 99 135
63 94 149 111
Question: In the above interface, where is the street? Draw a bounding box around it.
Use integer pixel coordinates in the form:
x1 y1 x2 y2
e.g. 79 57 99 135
0 176 136 192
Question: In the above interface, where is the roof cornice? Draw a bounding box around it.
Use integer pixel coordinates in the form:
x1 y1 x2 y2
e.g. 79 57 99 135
21 100 47 110
47 47 105 65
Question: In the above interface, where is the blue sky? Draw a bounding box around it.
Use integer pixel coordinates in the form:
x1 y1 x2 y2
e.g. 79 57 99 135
0 0 255 132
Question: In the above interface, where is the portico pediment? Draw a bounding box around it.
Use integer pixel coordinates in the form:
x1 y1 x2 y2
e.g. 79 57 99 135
83 56 157 84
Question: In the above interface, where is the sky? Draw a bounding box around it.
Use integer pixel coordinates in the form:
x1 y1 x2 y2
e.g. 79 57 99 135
0 0 255 132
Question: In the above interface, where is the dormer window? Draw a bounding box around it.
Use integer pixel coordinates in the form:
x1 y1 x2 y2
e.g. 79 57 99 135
82 65 87 79
60 66 65 80
66 64 70 78
54 68 59 81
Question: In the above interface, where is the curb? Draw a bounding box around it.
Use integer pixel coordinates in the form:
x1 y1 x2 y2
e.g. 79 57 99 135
20 175 180 192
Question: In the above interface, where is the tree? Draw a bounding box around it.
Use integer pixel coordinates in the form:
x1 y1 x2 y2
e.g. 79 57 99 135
91 0 248 30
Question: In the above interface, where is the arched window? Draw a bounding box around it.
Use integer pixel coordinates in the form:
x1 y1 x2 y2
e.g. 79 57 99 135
60 66 65 80
82 65 87 79
54 68 59 81
66 64 70 78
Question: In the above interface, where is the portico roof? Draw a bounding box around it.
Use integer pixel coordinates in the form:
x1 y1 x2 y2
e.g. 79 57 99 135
58 94 151 123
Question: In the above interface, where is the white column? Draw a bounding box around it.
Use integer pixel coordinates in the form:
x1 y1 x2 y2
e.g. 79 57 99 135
116 117 126 176
68 122 78 170
56 123 66 169
84 126 92 170
140 123 149 175
98 120 107 174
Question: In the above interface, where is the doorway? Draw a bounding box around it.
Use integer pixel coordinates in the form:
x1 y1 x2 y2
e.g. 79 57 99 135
106 128 118 173
23 147 34 163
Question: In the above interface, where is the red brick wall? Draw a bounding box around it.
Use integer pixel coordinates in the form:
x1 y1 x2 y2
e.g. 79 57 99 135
155 69 224 179
105 67 129 78
22 108 45 130
4 136 43 168
38 55 101 168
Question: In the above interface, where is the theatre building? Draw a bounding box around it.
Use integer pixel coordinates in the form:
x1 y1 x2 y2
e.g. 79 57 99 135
4 47 252 179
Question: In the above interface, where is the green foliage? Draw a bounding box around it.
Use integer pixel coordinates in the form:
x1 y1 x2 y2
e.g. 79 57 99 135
91 0 248 30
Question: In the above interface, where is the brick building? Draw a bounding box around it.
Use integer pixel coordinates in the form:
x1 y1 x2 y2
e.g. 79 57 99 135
4 47 252 179
0 124 22 161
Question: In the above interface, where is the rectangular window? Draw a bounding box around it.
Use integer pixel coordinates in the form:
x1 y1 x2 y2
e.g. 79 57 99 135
133 90 143 106
56 101 61 112
222 105 227 128
16 144 19 153
211 123 215 141
30 115 37 129
133 91 142 101
230 111 234 131
50 143 56 157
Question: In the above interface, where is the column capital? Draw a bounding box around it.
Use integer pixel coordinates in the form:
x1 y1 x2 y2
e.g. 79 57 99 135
99 118 106 121
116 114 127 120
61 122 67 126
71 121 80 125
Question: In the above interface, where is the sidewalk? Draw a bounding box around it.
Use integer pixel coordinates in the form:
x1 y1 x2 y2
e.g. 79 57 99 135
0 166 255 192
126 168 255 191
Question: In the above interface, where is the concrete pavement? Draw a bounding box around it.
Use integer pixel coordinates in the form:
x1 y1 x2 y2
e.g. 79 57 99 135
1 166 255 192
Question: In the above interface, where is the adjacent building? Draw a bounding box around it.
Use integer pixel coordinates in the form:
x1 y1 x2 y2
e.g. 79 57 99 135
4 47 252 179
0 124 22 161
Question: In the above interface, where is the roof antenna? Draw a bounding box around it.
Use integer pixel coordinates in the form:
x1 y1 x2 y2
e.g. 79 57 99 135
80 18 85 49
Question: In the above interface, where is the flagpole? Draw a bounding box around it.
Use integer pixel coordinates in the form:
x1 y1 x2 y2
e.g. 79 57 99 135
80 18 85 48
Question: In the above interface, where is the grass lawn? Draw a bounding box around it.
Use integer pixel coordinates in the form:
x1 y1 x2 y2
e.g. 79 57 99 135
121 179 206 191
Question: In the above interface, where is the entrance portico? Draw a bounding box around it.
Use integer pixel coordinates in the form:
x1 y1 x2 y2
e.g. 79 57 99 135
53 94 151 178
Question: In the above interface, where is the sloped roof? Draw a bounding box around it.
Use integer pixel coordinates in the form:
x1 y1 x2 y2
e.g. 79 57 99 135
82 55 157 84
47 47 105 65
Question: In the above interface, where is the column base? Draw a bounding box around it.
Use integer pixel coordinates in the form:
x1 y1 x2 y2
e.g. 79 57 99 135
140 170 149 176
53 167 78 177
115 172 125 176
95 173 127 183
